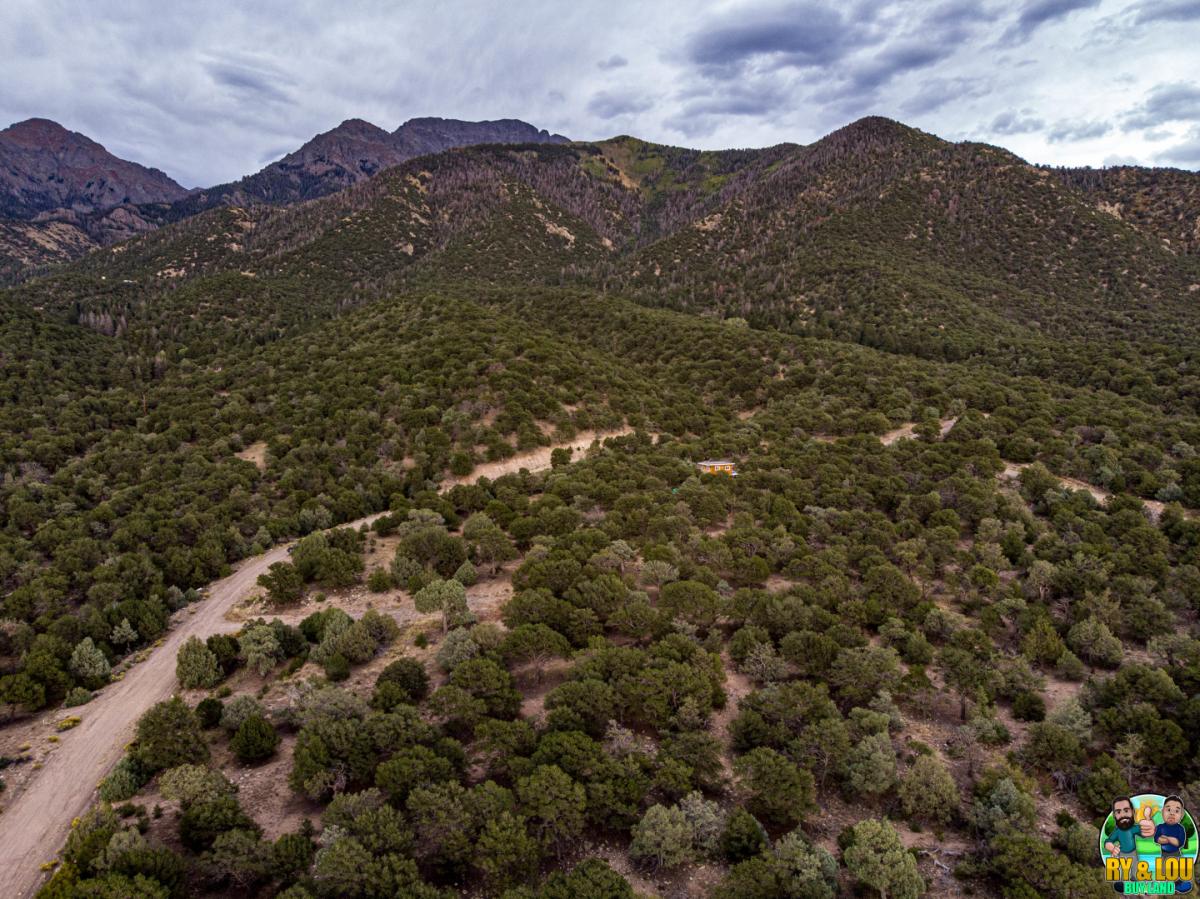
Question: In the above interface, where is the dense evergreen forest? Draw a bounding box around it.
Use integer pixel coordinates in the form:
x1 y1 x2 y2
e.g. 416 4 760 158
2 118 1199 898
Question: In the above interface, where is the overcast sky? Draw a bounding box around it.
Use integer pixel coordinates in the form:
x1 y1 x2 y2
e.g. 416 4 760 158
3 0 1199 187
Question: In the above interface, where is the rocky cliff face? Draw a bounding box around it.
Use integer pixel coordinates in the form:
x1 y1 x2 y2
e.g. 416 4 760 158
392 116 568 158
0 118 187 218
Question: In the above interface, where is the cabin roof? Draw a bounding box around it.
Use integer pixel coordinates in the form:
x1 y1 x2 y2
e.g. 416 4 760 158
697 459 735 466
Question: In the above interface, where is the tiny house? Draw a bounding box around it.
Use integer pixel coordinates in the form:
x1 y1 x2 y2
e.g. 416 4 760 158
697 459 737 476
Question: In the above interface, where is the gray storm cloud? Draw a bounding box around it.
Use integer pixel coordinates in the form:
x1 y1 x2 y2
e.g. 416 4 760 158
1 0 1197 184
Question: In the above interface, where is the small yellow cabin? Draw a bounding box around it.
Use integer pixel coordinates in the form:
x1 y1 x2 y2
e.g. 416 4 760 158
697 459 737 476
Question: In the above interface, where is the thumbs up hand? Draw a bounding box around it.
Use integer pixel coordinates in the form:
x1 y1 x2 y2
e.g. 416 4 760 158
1139 807 1157 838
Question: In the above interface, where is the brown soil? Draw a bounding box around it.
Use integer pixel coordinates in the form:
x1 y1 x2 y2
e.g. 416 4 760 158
0 434 617 899
879 417 958 446
710 653 753 783
235 440 268 470
441 427 635 487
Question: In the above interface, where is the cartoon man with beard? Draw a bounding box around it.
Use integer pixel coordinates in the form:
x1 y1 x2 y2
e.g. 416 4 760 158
1105 796 1139 894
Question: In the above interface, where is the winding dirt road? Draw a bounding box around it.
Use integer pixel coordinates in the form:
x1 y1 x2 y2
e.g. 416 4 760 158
0 428 631 898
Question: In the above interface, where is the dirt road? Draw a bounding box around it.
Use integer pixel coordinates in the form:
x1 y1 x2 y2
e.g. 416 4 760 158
884 423 1188 521
0 537 303 896
440 427 633 486
999 460 1187 521
0 428 631 899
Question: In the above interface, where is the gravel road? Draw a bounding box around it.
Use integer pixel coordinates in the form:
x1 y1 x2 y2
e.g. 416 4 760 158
0 428 632 898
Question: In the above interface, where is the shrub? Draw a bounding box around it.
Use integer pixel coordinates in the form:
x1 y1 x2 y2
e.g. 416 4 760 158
159 764 236 808
332 621 380 665
843 819 924 899
475 811 540 891
721 808 768 862
206 634 241 675
195 697 224 729
299 607 350 644
360 609 400 646
63 687 93 708
220 695 266 733
770 831 839 899
99 756 149 802
258 561 304 606
844 731 897 797
179 796 260 851
734 747 814 828
239 624 283 676
133 697 208 773
374 657 430 704
323 653 350 681
1046 697 1092 744
453 560 478 586
436 628 479 673
231 714 280 763
1078 755 1129 816
517 765 587 852
730 626 772 667
367 568 393 593
630 804 694 870
898 755 959 827
272 832 315 883
1012 690 1046 722
1067 617 1123 667
972 774 1037 838
1022 722 1085 772
69 638 111 688
1055 650 1086 681
414 578 473 632
375 746 456 803
678 791 725 856
176 637 222 690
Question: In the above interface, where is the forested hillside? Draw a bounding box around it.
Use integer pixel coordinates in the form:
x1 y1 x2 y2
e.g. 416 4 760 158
2 118 1199 899
1060 164 1200 256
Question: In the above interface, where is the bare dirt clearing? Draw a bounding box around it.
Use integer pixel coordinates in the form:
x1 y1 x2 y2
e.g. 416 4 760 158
880 417 958 446
234 440 268 469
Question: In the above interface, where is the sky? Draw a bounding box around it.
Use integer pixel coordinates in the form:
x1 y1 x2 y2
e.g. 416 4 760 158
2 0 1199 187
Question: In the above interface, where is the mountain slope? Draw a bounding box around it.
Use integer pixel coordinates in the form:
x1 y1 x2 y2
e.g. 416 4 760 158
0 119 189 278
174 115 570 212
11 119 1200 388
0 116 569 281
1059 163 1200 255
604 118 1200 360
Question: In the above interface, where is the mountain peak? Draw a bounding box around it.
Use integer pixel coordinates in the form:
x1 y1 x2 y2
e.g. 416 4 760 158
0 118 186 219
393 116 569 150
214 115 572 207
821 116 924 147
321 118 394 141
2 117 100 151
